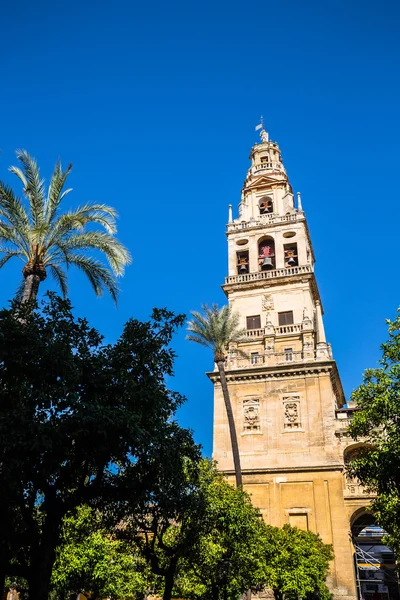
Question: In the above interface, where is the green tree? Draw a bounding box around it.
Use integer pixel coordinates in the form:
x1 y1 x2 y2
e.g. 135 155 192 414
120 437 203 600
261 525 333 600
347 310 400 555
172 461 268 600
0 294 195 600
51 506 154 600
187 305 247 487
0 150 131 302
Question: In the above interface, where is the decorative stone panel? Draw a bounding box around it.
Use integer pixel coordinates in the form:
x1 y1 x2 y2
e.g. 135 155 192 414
243 397 261 432
283 396 301 430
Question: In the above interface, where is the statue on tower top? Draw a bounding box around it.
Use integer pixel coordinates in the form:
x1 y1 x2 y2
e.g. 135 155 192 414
255 117 269 143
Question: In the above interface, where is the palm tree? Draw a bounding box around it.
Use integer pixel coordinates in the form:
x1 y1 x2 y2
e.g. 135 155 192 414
187 304 248 487
0 150 131 303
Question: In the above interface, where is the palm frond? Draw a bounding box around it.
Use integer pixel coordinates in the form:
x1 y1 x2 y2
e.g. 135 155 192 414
0 250 24 269
48 264 69 298
57 232 131 275
13 150 46 228
7 166 27 188
187 304 247 357
0 182 30 234
65 254 119 303
185 333 212 349
0 222 30 256
46 159 73 224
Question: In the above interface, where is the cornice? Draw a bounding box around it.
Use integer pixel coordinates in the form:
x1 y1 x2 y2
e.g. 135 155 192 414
218 464 345 476
207 359 337 383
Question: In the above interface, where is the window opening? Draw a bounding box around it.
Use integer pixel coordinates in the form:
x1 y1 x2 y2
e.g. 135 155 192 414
259 196 274 215
258 238 275 270
278 311 294 326
237 250 249 274
251 352 260 365
247 315 261 330
284 243 298 267
284 347 293 361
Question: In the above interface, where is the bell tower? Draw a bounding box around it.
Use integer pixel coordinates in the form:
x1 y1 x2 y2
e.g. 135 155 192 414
210 126 370 600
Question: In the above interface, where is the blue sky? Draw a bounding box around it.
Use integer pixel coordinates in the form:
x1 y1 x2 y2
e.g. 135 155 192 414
1 0 399 456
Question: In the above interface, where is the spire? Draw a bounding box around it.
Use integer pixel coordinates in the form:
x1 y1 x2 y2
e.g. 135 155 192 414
297 192 303 211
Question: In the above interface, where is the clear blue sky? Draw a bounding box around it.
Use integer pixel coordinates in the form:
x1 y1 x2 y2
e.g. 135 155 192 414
1 0 399 456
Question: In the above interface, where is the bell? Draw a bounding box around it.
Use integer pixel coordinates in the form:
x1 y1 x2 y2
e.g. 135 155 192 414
287 256 296 266
239 263 248 273
262 257 273 269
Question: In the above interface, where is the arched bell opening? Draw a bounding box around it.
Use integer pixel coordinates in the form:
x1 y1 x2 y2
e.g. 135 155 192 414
237 250 249 275
351 511 399 600
258 237 275 271
284 242 298 267
259 196 274 215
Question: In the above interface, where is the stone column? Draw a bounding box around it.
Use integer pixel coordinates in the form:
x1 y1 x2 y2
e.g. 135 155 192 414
315 300 329 358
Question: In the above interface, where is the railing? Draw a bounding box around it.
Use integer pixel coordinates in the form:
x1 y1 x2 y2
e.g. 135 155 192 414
226 350 314 370
276 324 302 335
225 264 313 285
250 162 285 174
227 213 300 231
246 328 264 338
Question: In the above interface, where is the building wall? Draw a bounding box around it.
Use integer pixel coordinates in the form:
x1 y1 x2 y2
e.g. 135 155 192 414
211 129 371 600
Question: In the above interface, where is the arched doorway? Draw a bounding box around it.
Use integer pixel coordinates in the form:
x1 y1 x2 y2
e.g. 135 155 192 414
351 512 399 600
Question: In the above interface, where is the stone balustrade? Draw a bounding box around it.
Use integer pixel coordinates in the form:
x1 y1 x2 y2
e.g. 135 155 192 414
226 350 315 370
276 323 302 335
246 328 265 338
227 212 300 232
225 264 313 285
250 161 285 174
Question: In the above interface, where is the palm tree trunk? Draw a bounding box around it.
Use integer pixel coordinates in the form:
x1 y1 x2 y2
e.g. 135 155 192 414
22 274 41 303
216 360 242 488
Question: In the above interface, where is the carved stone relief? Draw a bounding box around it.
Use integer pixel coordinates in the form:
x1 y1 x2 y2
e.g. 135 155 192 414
263 294 274 311
243 398 261 432
283 396 301 430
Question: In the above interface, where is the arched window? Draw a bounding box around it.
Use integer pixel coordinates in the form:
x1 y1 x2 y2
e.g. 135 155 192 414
258 237 275 271
259 196 273 215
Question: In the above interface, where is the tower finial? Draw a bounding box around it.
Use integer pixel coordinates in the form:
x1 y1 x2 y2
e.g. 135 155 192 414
255 116 268 142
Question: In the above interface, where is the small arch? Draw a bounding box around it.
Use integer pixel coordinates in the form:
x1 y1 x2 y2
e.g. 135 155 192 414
350 507 374 532
259 196 274 215
344 442 369 463
258 236 275 271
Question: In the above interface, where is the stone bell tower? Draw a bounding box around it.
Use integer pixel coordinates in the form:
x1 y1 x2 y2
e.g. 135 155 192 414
209 127 372 600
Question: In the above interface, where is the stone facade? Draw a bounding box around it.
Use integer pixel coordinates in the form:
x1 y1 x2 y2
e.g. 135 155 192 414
209 128 372 600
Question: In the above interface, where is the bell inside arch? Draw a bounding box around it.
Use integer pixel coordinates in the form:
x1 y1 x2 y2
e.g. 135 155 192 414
261 256 273 269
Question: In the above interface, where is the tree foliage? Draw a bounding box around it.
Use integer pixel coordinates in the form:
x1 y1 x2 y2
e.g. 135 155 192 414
187 305 247 488
0 294 195 600
347 310 400 554
51 506 154 599
0 150 131 302
186 304 247 364
261 525 333 600
173 461 268 600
